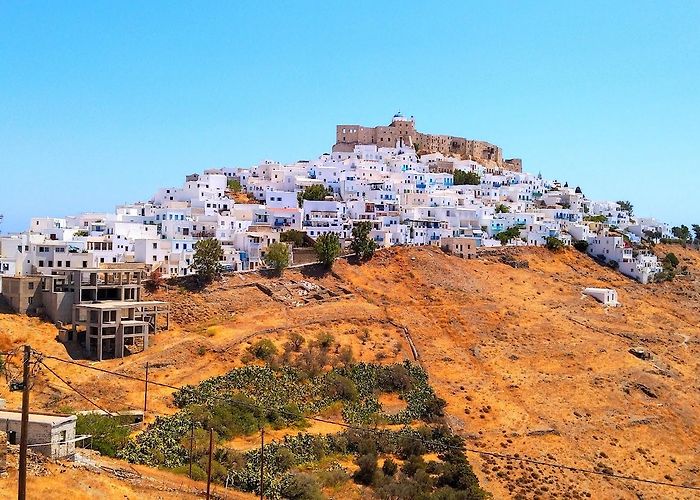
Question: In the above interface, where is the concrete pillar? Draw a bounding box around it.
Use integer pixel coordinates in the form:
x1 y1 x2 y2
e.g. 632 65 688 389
97 326 103 361
115 325 124 359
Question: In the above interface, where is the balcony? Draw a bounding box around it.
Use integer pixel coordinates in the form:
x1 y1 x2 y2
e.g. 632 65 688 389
192 230 215 238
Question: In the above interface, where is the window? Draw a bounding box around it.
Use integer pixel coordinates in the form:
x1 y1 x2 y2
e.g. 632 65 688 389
28 282 34 290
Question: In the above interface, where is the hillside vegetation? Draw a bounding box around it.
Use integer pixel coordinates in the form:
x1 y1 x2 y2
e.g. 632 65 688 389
1 244 699 498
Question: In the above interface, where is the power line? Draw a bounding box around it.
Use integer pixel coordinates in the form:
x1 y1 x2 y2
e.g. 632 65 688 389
36 351 700 492
38 360 114 416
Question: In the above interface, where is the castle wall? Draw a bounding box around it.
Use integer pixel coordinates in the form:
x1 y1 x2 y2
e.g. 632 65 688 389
333 116 522 172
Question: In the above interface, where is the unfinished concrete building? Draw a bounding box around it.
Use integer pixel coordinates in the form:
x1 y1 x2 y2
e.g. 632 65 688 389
2 268 169 361
73 300 169 360
66 269 169 361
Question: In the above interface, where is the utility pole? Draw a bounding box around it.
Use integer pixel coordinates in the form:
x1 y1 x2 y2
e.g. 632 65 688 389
18 345 31 500
143 362 149 418
188 422 194 479
206 428 213 500
259 427 265 500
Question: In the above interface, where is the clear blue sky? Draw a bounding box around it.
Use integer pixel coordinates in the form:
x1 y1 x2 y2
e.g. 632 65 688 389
1 1 698 232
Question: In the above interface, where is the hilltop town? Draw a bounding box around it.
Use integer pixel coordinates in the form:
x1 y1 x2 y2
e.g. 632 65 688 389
0 114 685 292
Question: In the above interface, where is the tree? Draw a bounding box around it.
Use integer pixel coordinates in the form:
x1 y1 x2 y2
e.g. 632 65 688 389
350 221 376 261
573 240 589 252
192 238 223 283
263 242 290 273
76 414 130 457
545 237 565 251
617 200 634 215
227 178 242 192
584 215 607 223
672 225 691 243
643 229 662 243
297 184 332 207
663 252 679 269
692 224 700 243
453 170 480 185
280 229 308 247
495 204 510 214
494 226 521 246
314 233 342 268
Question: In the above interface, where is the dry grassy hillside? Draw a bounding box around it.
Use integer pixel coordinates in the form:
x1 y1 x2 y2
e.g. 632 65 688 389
1 244 699 499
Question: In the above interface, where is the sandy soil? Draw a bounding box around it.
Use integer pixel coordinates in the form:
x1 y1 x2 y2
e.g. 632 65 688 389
1 243 699 499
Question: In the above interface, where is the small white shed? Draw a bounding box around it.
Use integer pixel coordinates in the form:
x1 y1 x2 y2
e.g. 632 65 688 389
583 287 618 306
0 410 77 458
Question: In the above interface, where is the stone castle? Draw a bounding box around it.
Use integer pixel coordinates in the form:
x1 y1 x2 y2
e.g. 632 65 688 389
332 113 522 172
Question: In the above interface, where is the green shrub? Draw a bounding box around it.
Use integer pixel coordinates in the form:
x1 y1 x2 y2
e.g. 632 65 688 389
247 339 278 361
227 178 242 192
584 215 607 223
315 332 335 350
495 204 510 214
545 236 565 251
353 453 378 486
381 457 398 477
280 230 308 248
76 414 130 457
495 226 520 245
377 364 413 392
323 373 359 402
297 184 333 207
453 170 480 185
401 454 426 477
286 332 305 351
397 434 427 459
281 472 324 500
172 463 207 481
318 468 350 487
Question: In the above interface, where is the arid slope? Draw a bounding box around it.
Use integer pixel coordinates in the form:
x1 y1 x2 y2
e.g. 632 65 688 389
1 245 699 499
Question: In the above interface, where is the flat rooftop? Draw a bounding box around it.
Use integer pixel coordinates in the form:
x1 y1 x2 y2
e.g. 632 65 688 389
0 409 76 425
74 300 168 309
